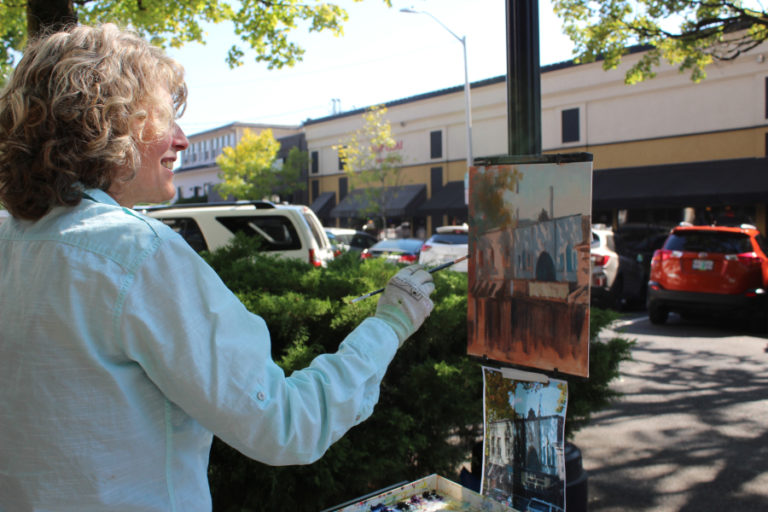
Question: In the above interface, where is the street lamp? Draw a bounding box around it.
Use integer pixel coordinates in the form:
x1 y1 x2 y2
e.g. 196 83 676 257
400 8 473 203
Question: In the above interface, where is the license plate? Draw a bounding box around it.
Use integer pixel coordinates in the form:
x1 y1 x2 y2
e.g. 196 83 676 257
692 259 713 271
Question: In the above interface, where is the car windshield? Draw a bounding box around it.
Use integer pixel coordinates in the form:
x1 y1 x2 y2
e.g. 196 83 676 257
664 231 752 253
334 233 356 244
371 239 422 252
429 233 467 245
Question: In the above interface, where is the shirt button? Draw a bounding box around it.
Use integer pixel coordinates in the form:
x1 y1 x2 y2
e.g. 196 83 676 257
256 392 266 401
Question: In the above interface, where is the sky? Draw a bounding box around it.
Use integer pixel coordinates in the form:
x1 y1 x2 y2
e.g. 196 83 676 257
166 0 577 136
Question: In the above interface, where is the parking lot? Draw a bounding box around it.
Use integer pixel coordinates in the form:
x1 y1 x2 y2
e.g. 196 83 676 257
573 312 768 511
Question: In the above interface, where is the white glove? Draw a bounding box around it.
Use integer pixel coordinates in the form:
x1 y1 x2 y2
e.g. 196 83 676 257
375 264 435 346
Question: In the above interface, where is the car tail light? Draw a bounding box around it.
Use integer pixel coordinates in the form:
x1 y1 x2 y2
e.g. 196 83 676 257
360 250 372 260
591 254 610 267
592 273 607 287
725 252 762 265
398 254 418 264
652 249 680 263
421 243 432 252
308 248 323 267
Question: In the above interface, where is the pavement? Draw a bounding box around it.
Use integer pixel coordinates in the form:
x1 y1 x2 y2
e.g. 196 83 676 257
571 312 768 512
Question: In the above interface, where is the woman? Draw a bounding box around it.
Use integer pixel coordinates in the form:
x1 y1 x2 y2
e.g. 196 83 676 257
0 24 434 510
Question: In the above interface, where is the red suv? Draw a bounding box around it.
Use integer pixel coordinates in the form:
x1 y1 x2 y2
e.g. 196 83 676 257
647 224 768 327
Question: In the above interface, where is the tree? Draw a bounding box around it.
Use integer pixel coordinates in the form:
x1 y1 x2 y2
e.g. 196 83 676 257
335 105 404 230
275 146 309 201
554 0 768 83
215 128 304 201
0 0 392 84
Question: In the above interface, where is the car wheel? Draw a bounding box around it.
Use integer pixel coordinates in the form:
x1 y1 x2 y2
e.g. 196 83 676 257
648 302 668 325
748 312 768 335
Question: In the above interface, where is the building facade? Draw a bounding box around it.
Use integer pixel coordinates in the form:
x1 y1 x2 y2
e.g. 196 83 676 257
175 44 768 235
173 122 305 203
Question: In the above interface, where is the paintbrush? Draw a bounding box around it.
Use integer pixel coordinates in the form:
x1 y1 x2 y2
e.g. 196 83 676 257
348 254 469 303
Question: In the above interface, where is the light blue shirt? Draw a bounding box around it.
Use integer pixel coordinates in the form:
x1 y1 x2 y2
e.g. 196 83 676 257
0 189 398 511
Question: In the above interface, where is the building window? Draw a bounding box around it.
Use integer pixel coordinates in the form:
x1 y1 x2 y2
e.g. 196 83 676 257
562 108 580 143
339 176 348 200
338 146 346 171
311 180 319 202
765 77 768 118
430 130 442 159
311 151 319 174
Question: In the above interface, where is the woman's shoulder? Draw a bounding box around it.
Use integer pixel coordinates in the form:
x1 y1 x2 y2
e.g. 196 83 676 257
47 200 185 268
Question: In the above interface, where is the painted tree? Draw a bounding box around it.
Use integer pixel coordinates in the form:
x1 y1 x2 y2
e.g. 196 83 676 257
0 0 392 84
335 105 404 231
554 0 768 83
215 128 304 201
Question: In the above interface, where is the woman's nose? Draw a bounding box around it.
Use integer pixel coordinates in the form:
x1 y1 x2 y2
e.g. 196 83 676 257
173 123 189 151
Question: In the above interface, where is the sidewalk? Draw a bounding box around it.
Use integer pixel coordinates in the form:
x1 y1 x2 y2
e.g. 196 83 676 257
572 314 768 511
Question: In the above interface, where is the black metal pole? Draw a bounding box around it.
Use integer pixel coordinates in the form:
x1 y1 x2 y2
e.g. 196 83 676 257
506 0 542 156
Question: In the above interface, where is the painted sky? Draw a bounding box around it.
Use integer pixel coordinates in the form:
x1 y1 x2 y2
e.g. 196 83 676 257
501 161 592 221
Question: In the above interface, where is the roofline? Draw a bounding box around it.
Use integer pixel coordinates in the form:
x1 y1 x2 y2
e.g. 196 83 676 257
303 44 653 126
186 121 301 140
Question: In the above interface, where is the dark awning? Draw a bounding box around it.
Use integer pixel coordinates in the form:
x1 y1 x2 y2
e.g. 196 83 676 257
418 181 467 215
309 191 335 218
331 184 426 218
593 157 768 210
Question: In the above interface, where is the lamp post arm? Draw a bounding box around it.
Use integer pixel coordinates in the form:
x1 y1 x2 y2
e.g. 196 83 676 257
420 10 463 45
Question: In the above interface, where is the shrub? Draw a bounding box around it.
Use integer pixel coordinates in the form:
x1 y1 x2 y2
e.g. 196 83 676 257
202 235 632 510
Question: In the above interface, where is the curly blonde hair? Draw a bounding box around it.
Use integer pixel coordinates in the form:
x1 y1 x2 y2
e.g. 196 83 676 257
0 23 187 220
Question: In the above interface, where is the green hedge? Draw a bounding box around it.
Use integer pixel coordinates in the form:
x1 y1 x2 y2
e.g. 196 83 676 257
202 234 632 511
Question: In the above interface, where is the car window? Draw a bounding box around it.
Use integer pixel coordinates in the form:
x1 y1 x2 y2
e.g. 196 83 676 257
371 239 422 252
351 234 376 248
302 211 329 249
430 233 468 245
664 231 752 253
755 234 768 256
216 215 301 251
334 233 354 244
158 217 209 252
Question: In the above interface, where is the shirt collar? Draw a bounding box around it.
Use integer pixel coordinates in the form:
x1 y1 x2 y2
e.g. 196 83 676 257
83 188 120 207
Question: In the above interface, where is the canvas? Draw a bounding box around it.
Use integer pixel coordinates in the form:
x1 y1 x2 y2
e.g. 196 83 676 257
467 157 592 377
482 367 568 511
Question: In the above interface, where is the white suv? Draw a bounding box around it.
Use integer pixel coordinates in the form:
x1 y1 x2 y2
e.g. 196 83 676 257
591 225 646 308
418 224 469 272
138 201 335 267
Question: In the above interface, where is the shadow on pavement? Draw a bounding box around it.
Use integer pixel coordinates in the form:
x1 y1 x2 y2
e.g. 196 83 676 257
575 315 768 511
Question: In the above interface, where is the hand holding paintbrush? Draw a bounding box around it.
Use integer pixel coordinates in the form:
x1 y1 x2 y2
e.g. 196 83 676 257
348 254 469 304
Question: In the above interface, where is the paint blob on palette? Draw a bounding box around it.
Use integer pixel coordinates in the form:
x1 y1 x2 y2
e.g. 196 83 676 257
333 474 514 512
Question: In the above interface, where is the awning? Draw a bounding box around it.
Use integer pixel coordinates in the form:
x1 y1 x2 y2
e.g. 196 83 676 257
331 184 426 218
593 157 768 209
309 191 335 218
418 181 467 215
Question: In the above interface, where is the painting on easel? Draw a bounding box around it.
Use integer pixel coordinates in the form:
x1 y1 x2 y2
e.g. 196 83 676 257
467 155 593 377
482 367 568 511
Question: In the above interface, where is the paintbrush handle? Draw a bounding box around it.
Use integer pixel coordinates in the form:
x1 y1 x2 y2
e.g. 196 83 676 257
348 254 469 303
